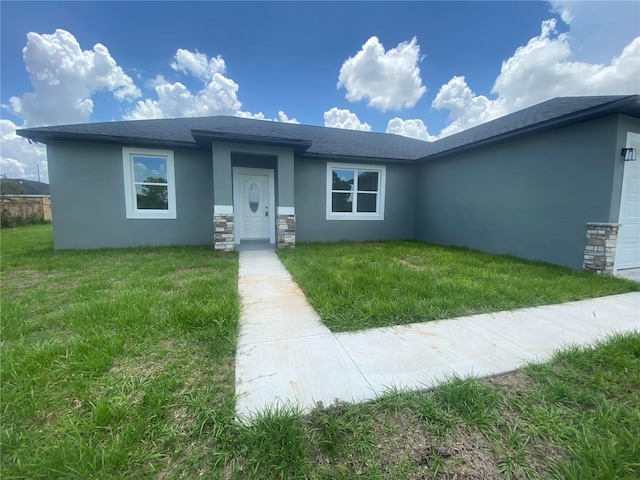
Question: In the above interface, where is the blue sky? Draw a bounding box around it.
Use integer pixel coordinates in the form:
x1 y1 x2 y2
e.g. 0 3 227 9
1 1 639 182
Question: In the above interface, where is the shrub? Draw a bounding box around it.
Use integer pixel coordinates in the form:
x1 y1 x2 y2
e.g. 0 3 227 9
0 211 50 229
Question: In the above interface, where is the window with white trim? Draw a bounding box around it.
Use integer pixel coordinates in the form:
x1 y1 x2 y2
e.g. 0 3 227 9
326 162 386 220
122 147 176 219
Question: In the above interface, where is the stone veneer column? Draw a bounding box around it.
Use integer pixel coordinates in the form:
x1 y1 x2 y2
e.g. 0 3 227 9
582 222 619 275
214 213 235 251
276 214 295 248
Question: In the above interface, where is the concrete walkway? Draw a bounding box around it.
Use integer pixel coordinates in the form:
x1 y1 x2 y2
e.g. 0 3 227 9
235 250 640 418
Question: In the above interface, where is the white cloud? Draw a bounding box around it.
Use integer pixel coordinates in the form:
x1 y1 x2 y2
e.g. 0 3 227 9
126 67 242 120
275 111 299 124
323 107 371 131
338 36 426 112
236 110 300 123
493 19 639 108
386 117 436 142
433 19 640 137
170 48 226 81
128 49 300 123
549 1 573 24
0 119 48 182
0 29 360 183
236 110 266 120
549 1 640 64
8 29 140 127
433 76 507 137
134 159 166 181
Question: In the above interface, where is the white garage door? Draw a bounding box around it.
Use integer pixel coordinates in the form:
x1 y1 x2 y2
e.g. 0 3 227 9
615 132 640 272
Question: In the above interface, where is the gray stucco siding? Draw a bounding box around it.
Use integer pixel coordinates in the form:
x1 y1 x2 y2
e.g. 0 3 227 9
47 141 213 249
294 158 416 242
415 116 623 269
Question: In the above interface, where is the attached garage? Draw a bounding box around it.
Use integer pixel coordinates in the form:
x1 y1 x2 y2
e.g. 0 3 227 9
615 132 640 274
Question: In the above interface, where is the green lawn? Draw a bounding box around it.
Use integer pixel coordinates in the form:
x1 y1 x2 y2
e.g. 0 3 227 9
2 226 639 479
277 241 639 331
1 225 241 478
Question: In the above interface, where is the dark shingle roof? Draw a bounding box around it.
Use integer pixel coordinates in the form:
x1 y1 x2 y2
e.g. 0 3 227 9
4 179 50 195
421 95 640 160
17 95 640 162
17 115 432 161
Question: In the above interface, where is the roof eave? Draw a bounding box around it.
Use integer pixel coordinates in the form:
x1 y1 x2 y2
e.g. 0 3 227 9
16 130 201 150
300 151 417 164
190 129 313 155
419 95 640 162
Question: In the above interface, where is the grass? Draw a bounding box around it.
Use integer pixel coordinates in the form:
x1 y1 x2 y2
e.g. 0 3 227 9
3 226 639 478
277 241 639 331
235 332 640 479
1 225 241 478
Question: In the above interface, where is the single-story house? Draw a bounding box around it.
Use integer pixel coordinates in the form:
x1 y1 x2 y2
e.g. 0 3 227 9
17 95 640 276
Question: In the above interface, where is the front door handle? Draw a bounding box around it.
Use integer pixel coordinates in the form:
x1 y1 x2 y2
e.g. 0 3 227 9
265 206 269 217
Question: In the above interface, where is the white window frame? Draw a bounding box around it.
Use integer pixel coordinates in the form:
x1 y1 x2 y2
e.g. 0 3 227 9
326 162 386 220
122 147 176 219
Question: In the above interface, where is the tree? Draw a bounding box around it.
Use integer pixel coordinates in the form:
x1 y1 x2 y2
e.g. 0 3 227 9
0 175 26 198
137 176 168 209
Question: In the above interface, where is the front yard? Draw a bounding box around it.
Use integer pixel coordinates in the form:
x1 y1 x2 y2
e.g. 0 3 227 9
2 225 639 478
277 241 639 331
1 225 241 477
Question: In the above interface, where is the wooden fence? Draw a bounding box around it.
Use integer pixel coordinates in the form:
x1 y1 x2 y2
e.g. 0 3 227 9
1 196 52 221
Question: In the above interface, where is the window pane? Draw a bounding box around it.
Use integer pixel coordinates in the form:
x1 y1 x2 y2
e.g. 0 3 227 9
357 193 377 213
357 170 378 191
332 169 354 191
248 182 260 213
136 184 169 210
332 192 353 212
133 156 168 183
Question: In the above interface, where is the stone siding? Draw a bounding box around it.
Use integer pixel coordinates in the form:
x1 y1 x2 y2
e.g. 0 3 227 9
214 214 235 251
583 222 619 275
276 214 295 248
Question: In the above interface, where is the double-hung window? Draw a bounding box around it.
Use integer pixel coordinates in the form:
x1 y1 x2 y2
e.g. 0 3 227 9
326 162 386 220
122 147 176 219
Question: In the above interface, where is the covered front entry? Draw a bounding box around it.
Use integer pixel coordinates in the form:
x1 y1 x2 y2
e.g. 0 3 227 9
233 167 276 245
212 141 297 251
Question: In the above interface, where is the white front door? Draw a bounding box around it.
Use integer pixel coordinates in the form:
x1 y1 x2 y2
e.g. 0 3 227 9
233 168 275 243
615 132 640 272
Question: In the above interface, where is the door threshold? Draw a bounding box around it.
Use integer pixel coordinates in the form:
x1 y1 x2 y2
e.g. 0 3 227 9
236 240 276 252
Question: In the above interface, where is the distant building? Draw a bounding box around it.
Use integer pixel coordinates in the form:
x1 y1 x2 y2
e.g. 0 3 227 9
1 178 52 222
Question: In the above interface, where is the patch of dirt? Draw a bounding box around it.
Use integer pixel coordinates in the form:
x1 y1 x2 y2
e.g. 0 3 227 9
372 411 431 468
170 407 193 435
488 371 537 392
108 355 167 380
366 411 502 479
397 258 425 270
3 269 57 296
395 256 436 271
67 396 83 409
100 339 183 406
430 426 502 479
